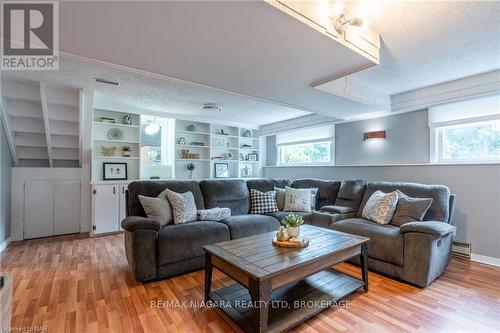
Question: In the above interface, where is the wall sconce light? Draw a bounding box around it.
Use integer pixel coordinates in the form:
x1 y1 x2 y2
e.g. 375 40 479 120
364 130 386 141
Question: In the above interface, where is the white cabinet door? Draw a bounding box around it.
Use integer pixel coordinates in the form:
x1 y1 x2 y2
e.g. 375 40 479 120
54 180 81 235
92 184 119 234
118 185 127 229
24 180 54 239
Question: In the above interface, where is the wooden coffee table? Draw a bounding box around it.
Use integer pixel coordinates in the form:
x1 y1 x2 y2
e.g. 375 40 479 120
203 224 369 333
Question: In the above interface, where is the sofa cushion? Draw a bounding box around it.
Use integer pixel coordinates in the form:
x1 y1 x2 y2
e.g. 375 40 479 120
246 178 292 193
391 190 433 227
197 207 231 221
218 215 280 239
357 181 450 222
320 205 354 214
268 211 312 225
330 218 404 266
292 179 341 210
335 180 366 211
157 221 230 266
275 186 318 211
128 180 205 217
199 179 250 215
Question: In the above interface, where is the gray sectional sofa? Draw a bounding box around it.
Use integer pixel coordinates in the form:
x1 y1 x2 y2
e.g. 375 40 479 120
121 178 456 287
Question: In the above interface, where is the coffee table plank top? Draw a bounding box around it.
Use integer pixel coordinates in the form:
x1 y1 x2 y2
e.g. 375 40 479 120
203 225 368 280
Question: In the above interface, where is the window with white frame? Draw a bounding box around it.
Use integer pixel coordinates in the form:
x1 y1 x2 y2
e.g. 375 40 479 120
429 95 500 163
276 125 334 166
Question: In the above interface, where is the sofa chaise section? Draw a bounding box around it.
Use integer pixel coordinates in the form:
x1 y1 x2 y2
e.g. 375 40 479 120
329 181 455 287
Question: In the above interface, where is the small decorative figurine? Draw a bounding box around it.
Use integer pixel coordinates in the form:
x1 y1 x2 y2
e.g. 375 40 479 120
276 226 289 241
122 115 132 125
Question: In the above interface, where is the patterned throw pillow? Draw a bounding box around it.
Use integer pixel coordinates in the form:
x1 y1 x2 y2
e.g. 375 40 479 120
391 190 433 227
250 189 279 214
362 190 399 224
138 188 173 225
165 189 198 224
198 207 231 221
276 186 318 211
283 186 312 213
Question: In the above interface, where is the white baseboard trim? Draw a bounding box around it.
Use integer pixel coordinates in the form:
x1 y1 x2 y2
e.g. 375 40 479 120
470 253 500 267
0 237 12 253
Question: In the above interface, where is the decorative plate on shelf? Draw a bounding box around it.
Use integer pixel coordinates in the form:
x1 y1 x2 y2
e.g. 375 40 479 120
107 128 124 141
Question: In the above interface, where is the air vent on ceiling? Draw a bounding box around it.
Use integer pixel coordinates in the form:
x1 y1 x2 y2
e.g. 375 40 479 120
95 78 119 86
201 103 221 112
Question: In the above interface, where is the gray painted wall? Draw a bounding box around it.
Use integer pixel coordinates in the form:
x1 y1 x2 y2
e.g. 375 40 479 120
0 117 13 245
263 164 500 259
335 110 430 165
266 135 276 166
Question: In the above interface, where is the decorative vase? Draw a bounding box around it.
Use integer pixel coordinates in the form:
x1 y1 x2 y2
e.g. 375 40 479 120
286 226 300 237
123 151 131 157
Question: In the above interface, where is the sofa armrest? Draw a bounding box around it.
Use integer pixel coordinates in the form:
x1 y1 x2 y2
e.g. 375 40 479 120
121 216 162 232
400 221 454 237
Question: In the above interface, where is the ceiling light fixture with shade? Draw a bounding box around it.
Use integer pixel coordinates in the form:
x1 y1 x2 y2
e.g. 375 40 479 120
145 119 160 135
331 1 369 34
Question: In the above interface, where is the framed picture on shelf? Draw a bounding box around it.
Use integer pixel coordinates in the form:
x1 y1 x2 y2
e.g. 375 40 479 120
247 153 258 161
214 163 229 178
103 163 128 181
214 137 226 148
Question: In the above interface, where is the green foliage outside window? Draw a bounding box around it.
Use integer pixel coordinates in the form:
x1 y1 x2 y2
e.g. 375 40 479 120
279 141 331 165
442 120 500 161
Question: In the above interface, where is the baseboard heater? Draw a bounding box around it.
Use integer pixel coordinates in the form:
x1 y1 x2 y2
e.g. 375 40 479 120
452 241 471 259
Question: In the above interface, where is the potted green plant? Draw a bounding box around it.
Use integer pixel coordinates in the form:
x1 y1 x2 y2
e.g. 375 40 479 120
122 146 132 157
282 213 304 237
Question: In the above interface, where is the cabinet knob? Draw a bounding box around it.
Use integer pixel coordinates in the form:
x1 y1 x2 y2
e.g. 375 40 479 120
113 187 116 194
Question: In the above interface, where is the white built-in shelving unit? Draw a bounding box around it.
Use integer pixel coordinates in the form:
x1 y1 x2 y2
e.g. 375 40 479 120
91 109 141 181
175 120 261 180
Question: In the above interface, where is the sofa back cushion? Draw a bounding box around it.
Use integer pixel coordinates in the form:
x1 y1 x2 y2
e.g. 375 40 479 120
246 178 291 193
199 179 250 215
357 181 450 222
292 179 341 210
334 180 367 211
127 181 205 217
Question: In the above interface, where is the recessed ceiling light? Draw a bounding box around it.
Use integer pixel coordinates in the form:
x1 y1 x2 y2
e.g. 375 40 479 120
201 103 221 112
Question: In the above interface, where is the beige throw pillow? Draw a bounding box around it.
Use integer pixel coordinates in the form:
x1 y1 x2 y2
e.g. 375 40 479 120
283 186 312 213
165 189 198 224
138 188 173 225
362 190 399 224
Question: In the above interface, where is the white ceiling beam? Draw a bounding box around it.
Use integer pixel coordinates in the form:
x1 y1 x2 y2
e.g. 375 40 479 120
40 82 54 167
0 98 20 166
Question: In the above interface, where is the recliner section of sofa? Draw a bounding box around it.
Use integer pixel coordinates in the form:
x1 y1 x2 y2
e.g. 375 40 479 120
122 177 455 287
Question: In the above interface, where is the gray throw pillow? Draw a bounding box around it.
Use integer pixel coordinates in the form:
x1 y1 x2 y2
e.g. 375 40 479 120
391 190 433 227
165 189 198 224
138 189 173 226
198 207 231 221
274 187 286 211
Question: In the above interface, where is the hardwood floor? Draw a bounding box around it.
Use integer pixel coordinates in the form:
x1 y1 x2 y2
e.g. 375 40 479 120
1 233 499 333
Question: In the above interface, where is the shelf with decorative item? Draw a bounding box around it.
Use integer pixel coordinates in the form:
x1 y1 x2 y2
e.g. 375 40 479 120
94 139 140 144
176 159 211 162
93 121 140 129
176 145 211 149
211 159 239 163
93 156 139 160
176 130 211 136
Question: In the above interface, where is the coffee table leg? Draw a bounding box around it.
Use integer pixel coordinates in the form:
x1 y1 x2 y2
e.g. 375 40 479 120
249 278 271 333
204 252 212 302
360 243 368 292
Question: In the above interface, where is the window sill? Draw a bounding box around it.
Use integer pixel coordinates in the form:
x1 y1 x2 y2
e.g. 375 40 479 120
264 162 500 168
